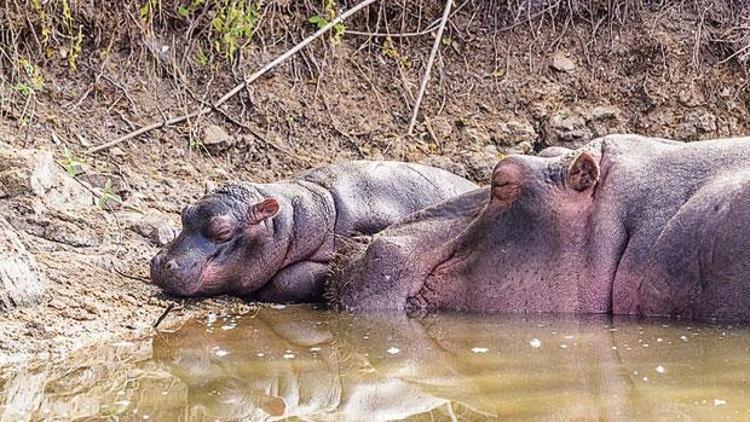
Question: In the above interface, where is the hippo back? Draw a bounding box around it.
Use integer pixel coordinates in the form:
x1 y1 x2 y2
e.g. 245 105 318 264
300 161 478 236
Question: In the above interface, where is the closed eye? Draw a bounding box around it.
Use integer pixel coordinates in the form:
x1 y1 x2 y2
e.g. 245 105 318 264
212 229 233 243
205 216 237 243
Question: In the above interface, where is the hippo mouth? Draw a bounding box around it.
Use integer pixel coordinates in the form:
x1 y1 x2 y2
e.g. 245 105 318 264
404 249 472 315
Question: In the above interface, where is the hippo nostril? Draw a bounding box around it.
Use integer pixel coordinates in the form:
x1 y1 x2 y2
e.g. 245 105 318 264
165 260 179 272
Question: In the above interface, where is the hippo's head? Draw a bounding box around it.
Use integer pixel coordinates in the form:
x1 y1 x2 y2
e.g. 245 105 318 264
150 184 282 296
330 147 604 313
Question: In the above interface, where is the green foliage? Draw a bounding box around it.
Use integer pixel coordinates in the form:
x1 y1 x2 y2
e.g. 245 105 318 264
194 44 210 66
381 37 410 68
30 0 51 44
59 146 86 177
178 0 206 17
14 58 44 95
308 0 345 44
68 25 83 72
210 0 260 60
140 0 160 23
98 179 123 209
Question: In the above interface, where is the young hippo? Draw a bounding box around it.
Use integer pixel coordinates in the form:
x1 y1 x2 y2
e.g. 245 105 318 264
329 135 750 321
149 161 477 302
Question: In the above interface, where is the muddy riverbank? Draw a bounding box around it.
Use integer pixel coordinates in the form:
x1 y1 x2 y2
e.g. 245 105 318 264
1 1 749 362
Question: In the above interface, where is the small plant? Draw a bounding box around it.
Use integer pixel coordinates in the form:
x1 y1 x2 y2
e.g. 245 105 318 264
68 25 83 72
30 0 50 44
381 37 410 68
194 44 210 66
98 179 123 209
178 0 206 17
140 0 160 23
14 58 44 96
14 83 33 97
309 0 345 44
211 0 260 60
59 146 86 177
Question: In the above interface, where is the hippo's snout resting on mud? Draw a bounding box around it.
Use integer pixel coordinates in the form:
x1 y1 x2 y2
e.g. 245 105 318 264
149 161 477 302
329 135 750 321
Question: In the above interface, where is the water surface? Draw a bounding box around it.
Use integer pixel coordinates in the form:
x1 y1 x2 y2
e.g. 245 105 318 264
2 305 750 420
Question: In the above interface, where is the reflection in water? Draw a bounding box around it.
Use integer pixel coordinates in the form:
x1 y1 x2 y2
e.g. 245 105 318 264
2 306 750 420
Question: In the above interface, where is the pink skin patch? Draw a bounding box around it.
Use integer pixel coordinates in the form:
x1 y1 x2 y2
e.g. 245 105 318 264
198 261 224 294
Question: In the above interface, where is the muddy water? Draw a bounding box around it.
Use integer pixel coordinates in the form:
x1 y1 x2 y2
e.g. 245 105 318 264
2 306 750 421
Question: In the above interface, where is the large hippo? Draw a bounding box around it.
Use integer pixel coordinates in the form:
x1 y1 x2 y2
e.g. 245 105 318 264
150 161 477 302
329 135 750 321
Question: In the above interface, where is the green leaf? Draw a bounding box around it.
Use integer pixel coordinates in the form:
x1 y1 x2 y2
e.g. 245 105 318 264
178 5 190 17
308 15 328 29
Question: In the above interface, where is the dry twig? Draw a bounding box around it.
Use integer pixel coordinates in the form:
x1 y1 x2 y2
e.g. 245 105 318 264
406 0 453 136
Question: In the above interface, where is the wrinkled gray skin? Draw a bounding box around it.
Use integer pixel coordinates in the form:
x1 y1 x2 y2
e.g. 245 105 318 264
330 135 750 321
150 161 477 302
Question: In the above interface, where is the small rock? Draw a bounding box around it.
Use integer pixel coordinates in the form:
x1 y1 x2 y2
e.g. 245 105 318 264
679 110 718 140
463 127 492 145
78 174 132 202
0 148 91 208
488 118 537 147
42 219 99 247
551 52 576 72
504 140 534 155
429 117 454 140
587 106 620 121
203 180 218 195
463 146 499 184
130 212 177 246
585 105 625 138
547 110 592 147
203 125 234 153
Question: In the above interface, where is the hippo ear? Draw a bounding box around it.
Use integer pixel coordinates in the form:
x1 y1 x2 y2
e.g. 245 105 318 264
491 159 523 205
246 198 280 226
568 152 600 192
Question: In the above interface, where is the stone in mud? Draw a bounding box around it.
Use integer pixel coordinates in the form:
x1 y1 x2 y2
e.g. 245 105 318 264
463 146 501 184
547 110 592 147
0 216 46 311
679 110 718 140
585 105 625 138
202 125 234 153
551 52 576 72
0 148 91 208
129 211 177 247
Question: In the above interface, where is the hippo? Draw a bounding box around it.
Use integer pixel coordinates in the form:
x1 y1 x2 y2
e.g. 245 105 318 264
329 135 750 321
150 161 477 302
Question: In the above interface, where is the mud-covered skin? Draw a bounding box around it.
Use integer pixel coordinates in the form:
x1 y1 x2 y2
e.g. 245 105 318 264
150 161 477 302
331 135 750 321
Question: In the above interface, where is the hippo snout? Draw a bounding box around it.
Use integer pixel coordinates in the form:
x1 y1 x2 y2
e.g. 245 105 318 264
149 251 202 296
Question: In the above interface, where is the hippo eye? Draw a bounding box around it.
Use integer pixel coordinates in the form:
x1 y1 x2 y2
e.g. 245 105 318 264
205 217 234 243
212 228 233 243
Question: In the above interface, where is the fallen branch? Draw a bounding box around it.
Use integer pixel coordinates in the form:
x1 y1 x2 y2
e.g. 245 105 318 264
86 0 378 155
406 0 453 136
